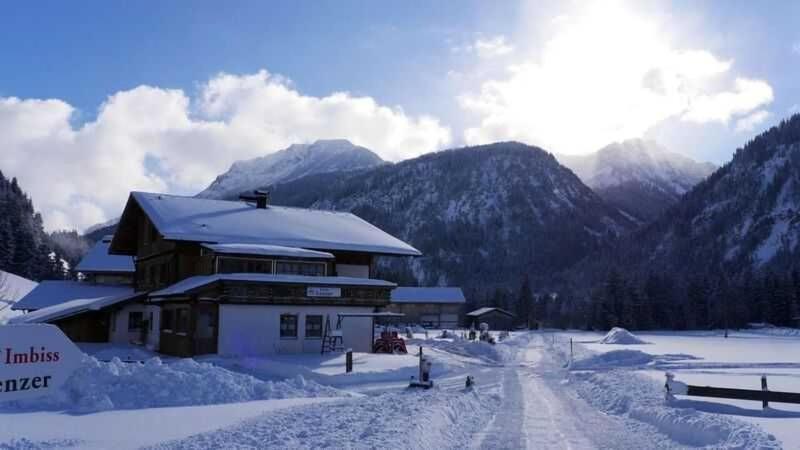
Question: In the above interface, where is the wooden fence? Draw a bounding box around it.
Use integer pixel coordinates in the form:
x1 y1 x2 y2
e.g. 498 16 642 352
665 373 800 409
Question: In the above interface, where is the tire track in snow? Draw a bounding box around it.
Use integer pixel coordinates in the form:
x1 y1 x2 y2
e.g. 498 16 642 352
470 369 526 449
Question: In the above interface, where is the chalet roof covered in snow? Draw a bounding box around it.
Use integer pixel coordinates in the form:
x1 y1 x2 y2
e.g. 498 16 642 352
151 273 396 298
75 235 135 273
11 281 134 311
201 243 334 260
110 192 421 256
9 291 144 324
466 307 515 317
390 287 465 304
0 270 37 302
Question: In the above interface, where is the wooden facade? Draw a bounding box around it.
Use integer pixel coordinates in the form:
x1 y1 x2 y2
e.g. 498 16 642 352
383 303 463 328
466 308 515 331
105 193 405 357
54 311 110 343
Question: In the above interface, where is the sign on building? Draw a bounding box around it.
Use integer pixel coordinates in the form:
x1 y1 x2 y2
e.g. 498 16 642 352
0 324 83 401
307 287 341 298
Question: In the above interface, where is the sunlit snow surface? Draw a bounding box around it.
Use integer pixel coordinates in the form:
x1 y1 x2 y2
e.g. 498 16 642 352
559 328 800 448
0 329 795 449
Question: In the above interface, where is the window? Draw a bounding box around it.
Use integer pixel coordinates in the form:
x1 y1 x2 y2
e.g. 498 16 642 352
128 312 144 331
218 257 273 274
305 315 323 339
280 314 298 339
175 308 190 334
161 309 174 331
275 261 325 276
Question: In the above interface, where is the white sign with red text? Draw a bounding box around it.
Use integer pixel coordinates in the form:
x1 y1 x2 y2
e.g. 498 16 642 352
0 324 83 401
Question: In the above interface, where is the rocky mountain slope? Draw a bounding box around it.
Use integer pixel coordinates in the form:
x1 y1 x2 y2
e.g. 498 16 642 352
558 140 716 222
197 139 385 199
265 142 636 292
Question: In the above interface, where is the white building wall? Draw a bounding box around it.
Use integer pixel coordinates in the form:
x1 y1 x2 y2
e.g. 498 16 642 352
109 303 149 345
218 304 374 356
145 304 161 351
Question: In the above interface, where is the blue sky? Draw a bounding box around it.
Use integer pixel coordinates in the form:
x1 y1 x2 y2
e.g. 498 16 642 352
1 1 798 230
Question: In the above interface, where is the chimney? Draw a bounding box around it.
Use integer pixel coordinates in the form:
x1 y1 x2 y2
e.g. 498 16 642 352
239 190 270 209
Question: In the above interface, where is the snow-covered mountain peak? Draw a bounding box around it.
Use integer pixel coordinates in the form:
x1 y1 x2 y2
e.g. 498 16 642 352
197 139 385 199
557 139 717 221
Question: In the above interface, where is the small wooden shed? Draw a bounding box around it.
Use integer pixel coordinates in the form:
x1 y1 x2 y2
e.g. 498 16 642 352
465 307 515 331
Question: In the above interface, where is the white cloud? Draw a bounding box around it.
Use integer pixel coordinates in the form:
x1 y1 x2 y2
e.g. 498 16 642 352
734 109 771 133
473 36 514 58
0 70 451 231
460 3 774 154
453 35 514 58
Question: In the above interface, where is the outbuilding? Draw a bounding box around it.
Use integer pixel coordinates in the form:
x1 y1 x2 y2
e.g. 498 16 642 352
385 287 465 328
465 307 515 331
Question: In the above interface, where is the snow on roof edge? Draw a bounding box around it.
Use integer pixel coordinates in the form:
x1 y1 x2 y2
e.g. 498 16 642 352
10 292 144 324
151 273 396 298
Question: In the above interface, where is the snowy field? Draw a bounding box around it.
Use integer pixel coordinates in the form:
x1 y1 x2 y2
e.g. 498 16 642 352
556 328 800 448
1 328 798 448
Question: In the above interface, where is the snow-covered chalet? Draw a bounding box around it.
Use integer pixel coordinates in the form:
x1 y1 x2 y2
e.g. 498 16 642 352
13 191 421 357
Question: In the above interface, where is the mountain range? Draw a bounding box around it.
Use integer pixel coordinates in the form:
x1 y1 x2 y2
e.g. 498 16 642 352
81 136 722 295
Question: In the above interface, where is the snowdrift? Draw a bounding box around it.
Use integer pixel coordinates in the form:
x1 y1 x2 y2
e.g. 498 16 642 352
571 349 654 370
571 370 779 448
599 327 649 345
2 356 350 414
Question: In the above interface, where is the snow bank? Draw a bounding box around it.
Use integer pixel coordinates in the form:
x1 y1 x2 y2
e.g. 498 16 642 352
571 350 654 370
599 327 650 344
550 336 780 448
407 334 521 365
571 370 779 448
2 356 350 414
149 386 501 450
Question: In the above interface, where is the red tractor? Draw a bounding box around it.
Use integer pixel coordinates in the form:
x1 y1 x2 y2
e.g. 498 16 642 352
373 330 408 354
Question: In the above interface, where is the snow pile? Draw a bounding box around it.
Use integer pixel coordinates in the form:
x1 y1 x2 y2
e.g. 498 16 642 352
3 356 350 413
599 327 650 344
79 343 159 362
409 336 516 365
571 349 654 370
745 323 800 337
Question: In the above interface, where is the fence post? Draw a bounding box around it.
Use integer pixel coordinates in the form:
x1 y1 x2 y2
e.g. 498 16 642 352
570 338 573 365
762 375 768 409
346 349 353 373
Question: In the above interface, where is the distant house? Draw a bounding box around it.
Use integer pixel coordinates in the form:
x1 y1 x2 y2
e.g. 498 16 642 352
466 307 515 331
74 235 135 285
13 236 141 344
384 287 465 328
13 191 421 357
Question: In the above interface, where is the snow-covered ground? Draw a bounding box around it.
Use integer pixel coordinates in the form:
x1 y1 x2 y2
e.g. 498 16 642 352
557 328 799 448
2 329 796 448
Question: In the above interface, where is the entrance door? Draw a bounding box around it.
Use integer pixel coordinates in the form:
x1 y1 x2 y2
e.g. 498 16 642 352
194 303 218 355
